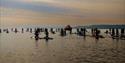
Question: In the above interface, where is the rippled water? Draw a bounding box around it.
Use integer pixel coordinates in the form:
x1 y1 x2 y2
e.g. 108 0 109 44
0 30 125 63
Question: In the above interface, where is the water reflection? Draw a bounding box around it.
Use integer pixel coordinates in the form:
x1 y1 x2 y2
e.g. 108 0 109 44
35 40 39 49
112 39 120 52
34 37 51 48
112 39 120 63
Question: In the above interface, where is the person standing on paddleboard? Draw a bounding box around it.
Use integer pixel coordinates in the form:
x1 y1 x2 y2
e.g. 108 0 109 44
34 28 40 40
45 28 49 38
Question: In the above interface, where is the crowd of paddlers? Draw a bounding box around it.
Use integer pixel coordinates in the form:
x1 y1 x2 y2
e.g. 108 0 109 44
0 25 125 40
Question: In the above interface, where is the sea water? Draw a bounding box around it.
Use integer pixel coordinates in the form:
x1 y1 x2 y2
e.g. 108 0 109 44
0 26 125 63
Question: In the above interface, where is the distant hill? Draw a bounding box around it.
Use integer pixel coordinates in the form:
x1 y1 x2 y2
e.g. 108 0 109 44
1 24 125 29
75 24 125 29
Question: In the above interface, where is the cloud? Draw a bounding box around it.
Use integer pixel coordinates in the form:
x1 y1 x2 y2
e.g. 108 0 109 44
0 0 125 26
1 0 125 15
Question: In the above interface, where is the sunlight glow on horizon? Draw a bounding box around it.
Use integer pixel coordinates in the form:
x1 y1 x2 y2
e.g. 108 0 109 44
0 0 125 26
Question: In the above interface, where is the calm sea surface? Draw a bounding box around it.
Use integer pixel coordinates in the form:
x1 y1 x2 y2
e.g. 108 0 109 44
0 28 125 63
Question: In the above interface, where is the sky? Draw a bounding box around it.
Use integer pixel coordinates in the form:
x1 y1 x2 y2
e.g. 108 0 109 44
0 0 125 26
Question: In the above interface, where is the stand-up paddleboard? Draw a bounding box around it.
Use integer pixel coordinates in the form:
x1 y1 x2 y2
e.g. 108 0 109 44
112 36 124 39
31 36 53 40
121 38 125 40
41 37 53 40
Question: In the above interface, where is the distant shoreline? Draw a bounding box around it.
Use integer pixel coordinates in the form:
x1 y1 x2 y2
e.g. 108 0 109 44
0 24 125 29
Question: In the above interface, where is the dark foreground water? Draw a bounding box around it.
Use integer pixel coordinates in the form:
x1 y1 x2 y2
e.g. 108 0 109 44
0 31 125 63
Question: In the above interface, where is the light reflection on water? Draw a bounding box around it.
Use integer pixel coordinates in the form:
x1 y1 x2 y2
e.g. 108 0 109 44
0 31 125 63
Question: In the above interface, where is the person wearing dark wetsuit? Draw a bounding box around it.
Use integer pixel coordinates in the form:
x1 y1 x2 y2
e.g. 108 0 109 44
34 28 40 40
121 28 125 38
95 29 100 40
116 28 119 37
22 28 24 33
0 29 2 33
45 28 49 38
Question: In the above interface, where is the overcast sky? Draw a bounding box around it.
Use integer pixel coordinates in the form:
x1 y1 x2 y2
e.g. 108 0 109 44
0 0 125 26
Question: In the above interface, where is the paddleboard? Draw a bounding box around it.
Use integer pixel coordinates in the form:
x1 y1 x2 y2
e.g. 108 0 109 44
31 36 53 40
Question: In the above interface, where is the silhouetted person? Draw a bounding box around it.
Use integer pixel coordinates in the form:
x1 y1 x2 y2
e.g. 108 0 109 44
34 28 40 40
14 28 18 33
109 28 111 34
57 28 61 32
0 29 1 33
77 28 81 36
77 28 80 34
82 28 86 37
6 29 9 33
111 28 115 37
40 28 43 32
3 29 9 33
79 28 84 36
116 28 119 37
50 28 52 33
45 28 49 38
121 28 125 38
64 29 66 35
92 28 97 37
95 29 100 40
60 28 64 36
26 28 29 32
60 28 66 36
50 28 55 34
22 28 24 33
30 28 32 33
65 25 72 34
105 30 109 34
91 28 94 36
